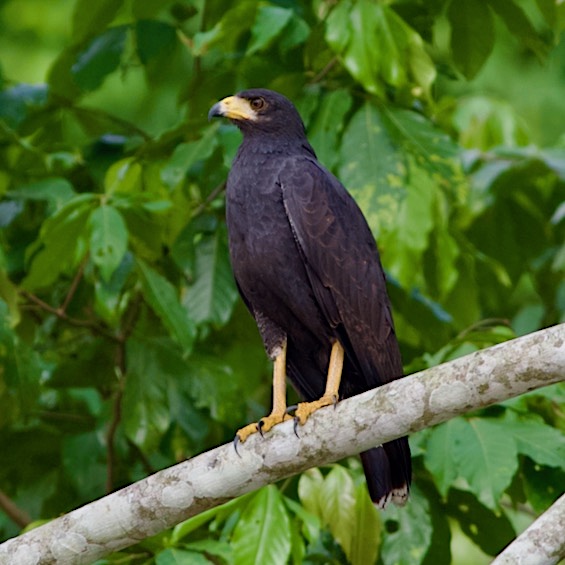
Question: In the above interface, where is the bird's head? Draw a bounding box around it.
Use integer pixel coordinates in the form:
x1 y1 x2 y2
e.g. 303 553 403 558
208 89 307 140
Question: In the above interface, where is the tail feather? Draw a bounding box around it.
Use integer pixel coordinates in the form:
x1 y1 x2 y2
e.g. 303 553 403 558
360 437 411 509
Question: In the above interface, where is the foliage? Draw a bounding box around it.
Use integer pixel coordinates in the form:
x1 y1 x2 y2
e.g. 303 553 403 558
1 0 565 563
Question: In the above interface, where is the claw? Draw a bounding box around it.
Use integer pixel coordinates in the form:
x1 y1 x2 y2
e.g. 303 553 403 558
286 404 298 415
258 419 265 437
293 417 301 438
233 434 242 457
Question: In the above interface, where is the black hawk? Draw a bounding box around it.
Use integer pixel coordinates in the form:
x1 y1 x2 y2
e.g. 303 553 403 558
209 89 411 507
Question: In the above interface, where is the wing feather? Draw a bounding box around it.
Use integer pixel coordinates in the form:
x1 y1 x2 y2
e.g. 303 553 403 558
280 157 402 389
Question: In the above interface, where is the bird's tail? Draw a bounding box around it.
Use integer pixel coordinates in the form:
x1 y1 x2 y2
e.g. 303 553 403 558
360 437 411 508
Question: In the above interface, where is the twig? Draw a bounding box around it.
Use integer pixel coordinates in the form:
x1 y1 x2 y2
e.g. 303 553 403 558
0 490 31 529
20 291 119 343
308 56 339 85
59 256 88 314
191 181 226 218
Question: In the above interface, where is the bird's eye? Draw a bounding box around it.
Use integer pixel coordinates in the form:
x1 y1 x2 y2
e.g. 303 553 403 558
250 97 265 111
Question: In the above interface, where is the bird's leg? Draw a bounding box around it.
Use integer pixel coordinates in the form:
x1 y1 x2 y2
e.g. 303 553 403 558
294 340 344 426
236 341 292 444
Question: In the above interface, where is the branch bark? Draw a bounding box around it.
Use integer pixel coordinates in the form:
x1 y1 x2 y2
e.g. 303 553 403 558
1 324 564 565
492 493 565 565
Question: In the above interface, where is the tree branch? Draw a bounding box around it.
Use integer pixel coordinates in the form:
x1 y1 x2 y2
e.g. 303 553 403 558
1 324 564 565
0 490 30 529
492 493 565 565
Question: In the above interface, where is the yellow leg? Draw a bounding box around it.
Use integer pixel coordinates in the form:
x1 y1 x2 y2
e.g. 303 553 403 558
294 340 344 425
236 341 292 444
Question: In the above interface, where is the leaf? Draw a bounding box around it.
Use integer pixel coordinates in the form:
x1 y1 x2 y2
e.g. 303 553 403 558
424 418 464 497
0 84 49 129
319 466 356 558
160 124 219 188
487 0 549 61
104 157 143 194
349 483 381 565
182 231 238 326
135 20 177 64
231 486 291 565
308 89 353 170
380 485 432 565
137 259 196 353
23 195 96 291
298 467 325 519
122 337 172 451
89 205 129 282
72 26 128 91
448 0 495 79
247 6 293 54
326 0 435 99
155 548 211 565
72 0 124 42
502 411 565 469
446 489 515 556
7 178 76 209
453 418 519 509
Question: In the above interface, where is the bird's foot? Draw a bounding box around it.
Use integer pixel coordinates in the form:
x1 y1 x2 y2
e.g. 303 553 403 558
293 394 338 427
234 411 293 453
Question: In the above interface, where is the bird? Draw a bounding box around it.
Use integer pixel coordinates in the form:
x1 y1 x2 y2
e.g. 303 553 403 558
208 88 411 508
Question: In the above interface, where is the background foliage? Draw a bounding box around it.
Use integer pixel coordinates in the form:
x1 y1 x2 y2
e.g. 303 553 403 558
1 0 565 563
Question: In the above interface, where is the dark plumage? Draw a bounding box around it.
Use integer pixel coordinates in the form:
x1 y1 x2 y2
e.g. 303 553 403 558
209 88 411 507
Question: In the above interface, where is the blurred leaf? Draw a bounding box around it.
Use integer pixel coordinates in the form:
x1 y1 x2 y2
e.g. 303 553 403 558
247 6 293 54
231 486 291 565
0 84 48 129
326 0 435 98
448 0 495 79
380 485 432 565
487 0 549 61
308 89 352 170
137 259 196 353
122 337 171 451
182 230 238 326
23 195 95 290
72 27 128 91
349 483 381 565
90 205 129 282
136 20 178 64
161 124 219 188
72 0 124 42
446 489 515 556
155 548 211 565
7 178 76 209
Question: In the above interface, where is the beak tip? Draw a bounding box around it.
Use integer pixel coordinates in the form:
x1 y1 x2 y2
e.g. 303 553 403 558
208 102 223 122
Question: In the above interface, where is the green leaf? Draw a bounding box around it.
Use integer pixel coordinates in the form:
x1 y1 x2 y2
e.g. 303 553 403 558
448 0 495 79
446 489 515 556
381 485 432 565
7 178 75 209
326 0 435 99
319 466 356 558
137 259 196 353
104 158 143 194
0 84 48 129
72 26 127 91
23 195 95 291
487 0 549 61
160 124 219 188
231 486 291 565
308 90 352 170
155 548 211 565
89 205 128 282
349 483 381 565
135 20 177 64
122 337 171 451
454 418 519 509
72 0 124 42
62 433 106 501
182 231 238 326
502 411 565 469
424 419 463 497
247 6 293 54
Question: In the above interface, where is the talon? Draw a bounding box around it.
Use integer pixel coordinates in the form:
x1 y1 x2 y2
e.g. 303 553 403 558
233 435 242 457
286 404 298 415
293 417 300 438
258 419 265 437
